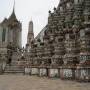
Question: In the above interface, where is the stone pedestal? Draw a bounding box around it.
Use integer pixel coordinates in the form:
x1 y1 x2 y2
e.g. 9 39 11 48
31 67 39 75
60 66 76 80
24 67 31 75
48 68 59 78
39 68 48 77
76 66 90 82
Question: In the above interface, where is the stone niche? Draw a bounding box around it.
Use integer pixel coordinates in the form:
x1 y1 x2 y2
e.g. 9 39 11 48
39 68 48 77
60 68 75 80
48 68 59 78
31 68 39 75
75 67 90 82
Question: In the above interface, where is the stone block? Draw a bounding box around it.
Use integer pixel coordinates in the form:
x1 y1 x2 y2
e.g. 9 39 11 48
49 69 59 78
60 68 75 79
75 68 90 82
24 68 31 75
31 68 39 75
39 68 47 76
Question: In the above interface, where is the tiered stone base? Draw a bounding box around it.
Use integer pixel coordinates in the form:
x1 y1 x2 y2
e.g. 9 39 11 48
3 65 90 82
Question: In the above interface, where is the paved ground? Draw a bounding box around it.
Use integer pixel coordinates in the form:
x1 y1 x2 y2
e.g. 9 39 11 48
0 75 90 90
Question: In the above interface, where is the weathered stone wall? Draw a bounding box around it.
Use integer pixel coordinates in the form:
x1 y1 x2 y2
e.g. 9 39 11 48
23 0 90 82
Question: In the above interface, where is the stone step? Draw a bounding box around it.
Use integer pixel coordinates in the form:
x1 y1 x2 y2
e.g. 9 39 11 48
4 70 24 73
5 68 24 71
3 73 24 75
4 64 25 74
5 66 24 70
4 69 24 74
4 68 24 71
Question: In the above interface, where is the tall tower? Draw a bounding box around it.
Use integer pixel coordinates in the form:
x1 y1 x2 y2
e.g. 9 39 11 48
7 1 22 49
0 0 22 64
27 20 34 48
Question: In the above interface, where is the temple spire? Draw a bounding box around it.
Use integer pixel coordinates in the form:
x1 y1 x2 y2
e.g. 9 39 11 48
26 20 34 48
8 0 17 21
13 0 15 13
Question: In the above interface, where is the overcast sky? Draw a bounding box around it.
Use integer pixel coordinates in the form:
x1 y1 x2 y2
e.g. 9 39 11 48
0 0 59 47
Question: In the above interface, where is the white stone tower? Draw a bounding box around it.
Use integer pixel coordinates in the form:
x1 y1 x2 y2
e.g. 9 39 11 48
0 0 22 64
26 20 34 50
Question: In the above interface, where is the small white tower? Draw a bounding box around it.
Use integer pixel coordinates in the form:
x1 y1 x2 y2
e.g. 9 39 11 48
26 20 34 50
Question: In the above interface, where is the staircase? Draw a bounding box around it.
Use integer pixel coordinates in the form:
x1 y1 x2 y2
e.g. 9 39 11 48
4 64 25 75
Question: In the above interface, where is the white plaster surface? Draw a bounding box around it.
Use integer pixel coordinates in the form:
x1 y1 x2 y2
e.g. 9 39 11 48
49 69 59 77
25 68 31 74
31 68 39 75
39 68 47 76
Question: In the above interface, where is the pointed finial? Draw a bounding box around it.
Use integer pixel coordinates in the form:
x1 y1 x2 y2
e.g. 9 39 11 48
13 0 15 12
31 17 32 21
30 17 33 23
